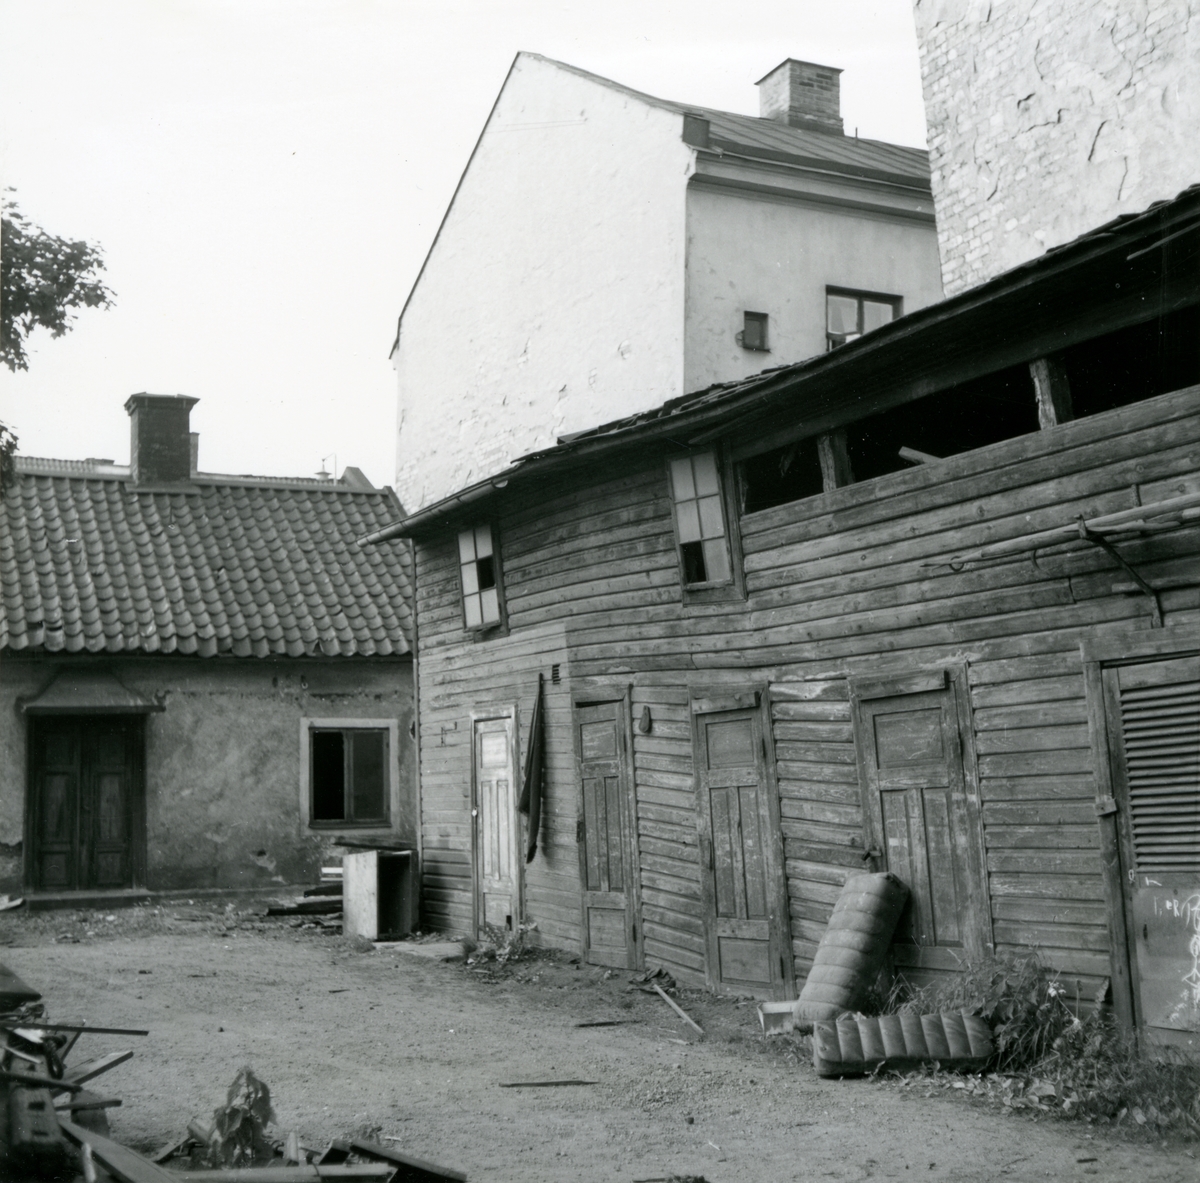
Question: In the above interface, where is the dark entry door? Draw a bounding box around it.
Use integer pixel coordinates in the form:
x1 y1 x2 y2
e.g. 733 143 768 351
852 671 989 975
694 704 792 998
1104 653 1200 1055
573 696 640 968
29 717 142 891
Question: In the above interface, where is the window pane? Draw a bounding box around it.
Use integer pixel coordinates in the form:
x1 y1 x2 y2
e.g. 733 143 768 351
676 499 702 543
350 731 387 821
464 593 483 628
480 587 500 622
474 524 493 559
691 451 720 496
311 731 345 821
703 538 731 583
476 554 496 591
669 457 696 501
681 540 707 584
461 560 479 595
457 529 476 563
698 494 725 539
827 294 859 335
862 300 896 332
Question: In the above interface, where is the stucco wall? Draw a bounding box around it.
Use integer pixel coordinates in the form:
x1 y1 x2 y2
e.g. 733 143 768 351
914 0 1200 295
0 656 414 894
683 186 943 391
393 54 693 513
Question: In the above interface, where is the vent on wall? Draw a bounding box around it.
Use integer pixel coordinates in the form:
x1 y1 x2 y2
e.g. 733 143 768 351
551 664 561 684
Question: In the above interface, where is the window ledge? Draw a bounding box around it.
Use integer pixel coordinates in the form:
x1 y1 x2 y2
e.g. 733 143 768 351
308 819 392 830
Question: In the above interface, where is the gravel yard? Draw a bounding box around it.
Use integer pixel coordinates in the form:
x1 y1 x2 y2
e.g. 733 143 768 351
0 901 1194 1183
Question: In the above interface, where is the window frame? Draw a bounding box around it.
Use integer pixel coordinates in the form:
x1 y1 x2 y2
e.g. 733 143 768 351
825 286 902 352
456 522 509 637
740 310 770 353
665 447 746 606
299 717 400 831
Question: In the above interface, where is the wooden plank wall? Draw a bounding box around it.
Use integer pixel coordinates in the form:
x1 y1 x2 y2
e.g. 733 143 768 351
413 384 1200 996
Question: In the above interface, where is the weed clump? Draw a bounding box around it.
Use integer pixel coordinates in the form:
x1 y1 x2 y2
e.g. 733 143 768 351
884 949 1200 1137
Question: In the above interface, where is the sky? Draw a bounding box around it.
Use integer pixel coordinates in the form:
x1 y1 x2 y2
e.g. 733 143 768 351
0 0 927 489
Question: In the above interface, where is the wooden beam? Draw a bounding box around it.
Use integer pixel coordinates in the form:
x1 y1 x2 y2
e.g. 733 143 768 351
1030 356 1074 428
817 430 853 491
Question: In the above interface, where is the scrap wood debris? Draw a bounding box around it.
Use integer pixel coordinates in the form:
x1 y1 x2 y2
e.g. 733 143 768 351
0 961 469 1182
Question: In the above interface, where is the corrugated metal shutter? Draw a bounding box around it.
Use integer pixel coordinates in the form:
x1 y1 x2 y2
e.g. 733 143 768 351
1117 657 1200 874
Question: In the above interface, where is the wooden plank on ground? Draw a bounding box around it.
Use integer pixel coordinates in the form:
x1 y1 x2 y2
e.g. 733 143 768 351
349 1135 469 1181
65 1050 134 1085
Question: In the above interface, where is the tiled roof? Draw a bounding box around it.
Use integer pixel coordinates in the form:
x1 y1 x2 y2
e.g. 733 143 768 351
2 463 413 658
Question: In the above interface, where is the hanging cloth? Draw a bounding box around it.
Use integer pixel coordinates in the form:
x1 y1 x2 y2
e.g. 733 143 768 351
518 672 545 863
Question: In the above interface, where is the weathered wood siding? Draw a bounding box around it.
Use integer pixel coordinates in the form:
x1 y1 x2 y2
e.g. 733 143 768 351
413 384 1200 992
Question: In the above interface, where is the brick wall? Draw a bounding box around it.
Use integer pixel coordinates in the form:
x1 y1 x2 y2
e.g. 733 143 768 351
914 0 1200 295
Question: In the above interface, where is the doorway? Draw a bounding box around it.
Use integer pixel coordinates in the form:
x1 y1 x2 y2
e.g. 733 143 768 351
471 710 520 937
692 691 793 998
573 690 641 968
27 716 144 892
851 668 991 980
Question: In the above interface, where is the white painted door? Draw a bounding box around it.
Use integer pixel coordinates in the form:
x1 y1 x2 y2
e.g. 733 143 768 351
474 714 519 936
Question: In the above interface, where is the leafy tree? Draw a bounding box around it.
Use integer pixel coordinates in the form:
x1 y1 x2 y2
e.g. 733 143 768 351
1 191 114 373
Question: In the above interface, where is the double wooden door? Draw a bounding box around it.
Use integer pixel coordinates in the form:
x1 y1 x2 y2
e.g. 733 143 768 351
693 700 792 998
28 716 143 891
573 695 641 968
852 670 990 976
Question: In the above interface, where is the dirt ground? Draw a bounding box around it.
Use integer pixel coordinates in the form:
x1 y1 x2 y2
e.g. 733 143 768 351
1 900 1196 1183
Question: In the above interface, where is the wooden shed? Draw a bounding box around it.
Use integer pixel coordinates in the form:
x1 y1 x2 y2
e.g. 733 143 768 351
367 188 1200 1056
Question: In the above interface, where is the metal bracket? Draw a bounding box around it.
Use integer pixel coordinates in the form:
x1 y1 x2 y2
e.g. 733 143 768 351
1094 796 1118 817
1076 519 1163 628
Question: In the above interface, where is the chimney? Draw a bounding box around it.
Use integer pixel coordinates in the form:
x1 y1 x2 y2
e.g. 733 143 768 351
124 394 199 485
756 59 843 134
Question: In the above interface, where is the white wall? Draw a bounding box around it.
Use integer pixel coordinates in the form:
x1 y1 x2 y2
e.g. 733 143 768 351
915 0 1200 295
393 54 693 513
683 185 943 391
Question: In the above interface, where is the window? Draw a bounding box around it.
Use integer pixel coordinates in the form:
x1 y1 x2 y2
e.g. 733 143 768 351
669 451 732 586
740 311 769 352
739 436 824 514
458 524 504 629
826 288 901 351
309 727 388 824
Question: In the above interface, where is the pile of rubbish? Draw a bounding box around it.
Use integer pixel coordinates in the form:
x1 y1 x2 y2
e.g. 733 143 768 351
0 961 466 1182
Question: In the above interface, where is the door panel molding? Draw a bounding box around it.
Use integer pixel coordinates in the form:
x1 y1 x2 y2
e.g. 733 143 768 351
691 684 794 999
470 705 520 939
851 665 991 972
572 686 642 969
26 715 145 892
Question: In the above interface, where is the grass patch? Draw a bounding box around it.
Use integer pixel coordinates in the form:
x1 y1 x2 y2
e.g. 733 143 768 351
883 949 1200 1138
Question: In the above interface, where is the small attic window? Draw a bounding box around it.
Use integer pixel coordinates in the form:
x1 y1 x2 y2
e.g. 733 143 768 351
740 312 769 352
458 524 505 631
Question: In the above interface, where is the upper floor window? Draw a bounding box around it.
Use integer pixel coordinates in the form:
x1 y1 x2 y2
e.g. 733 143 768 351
669 451 732 587
458 524 504 629
740 311 769 352
826 288 901 351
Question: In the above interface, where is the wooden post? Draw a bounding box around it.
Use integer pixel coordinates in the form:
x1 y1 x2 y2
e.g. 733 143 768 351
817 430 853 491
1029 356 1074 429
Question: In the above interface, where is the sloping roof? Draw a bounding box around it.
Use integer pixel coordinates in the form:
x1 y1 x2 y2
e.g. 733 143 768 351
3 461 413 659
367 183 1200 543
391 52 929 354
537 54 930 187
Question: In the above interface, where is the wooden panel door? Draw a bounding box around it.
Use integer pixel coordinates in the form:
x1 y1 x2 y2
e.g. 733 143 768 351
574 696 640 968
1104 654 1200 1055
29 717 141 891
472 713 519 936
853 674 989 974
694 706 791 998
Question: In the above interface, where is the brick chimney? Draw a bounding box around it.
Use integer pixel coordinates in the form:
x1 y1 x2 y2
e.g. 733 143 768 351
125 394 199 485
756 59 843 135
